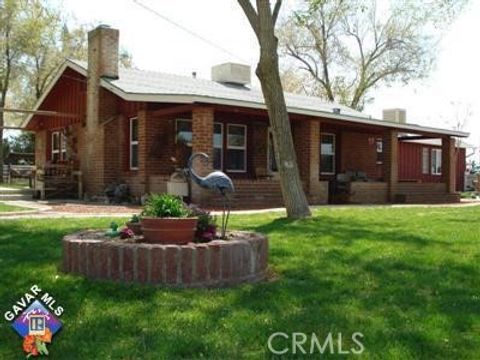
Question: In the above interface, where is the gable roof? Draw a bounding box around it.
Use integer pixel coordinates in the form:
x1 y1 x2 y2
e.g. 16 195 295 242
26 59 469 138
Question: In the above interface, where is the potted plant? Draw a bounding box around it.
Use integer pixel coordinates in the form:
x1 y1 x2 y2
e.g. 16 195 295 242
140 193 197 244
126 214 142 235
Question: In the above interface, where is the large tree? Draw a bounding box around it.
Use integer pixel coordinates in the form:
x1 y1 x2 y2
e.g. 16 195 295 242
1 0 133 182
279 0 467 111
238 0 311 218
19 2 89 107
0 0 30 182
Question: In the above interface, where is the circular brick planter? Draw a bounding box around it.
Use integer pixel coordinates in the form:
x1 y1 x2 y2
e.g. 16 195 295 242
62 230 268 287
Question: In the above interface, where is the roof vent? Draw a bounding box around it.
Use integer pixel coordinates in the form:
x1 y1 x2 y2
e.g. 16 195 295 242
332 107 341 114
211 63 251 85
383 108 406 124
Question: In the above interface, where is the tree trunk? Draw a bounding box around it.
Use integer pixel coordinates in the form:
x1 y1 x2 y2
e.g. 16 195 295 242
257 58 311 218
239 0 311 218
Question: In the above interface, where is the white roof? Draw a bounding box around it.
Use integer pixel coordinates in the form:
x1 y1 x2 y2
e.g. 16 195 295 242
26 59 469 138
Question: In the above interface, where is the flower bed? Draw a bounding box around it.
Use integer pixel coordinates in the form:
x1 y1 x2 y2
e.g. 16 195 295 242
62 230 268 288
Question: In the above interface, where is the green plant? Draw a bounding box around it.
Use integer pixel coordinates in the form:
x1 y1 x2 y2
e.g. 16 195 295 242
129 214 141 223
188 204 217 242
141 193 190 218
105 222 120 237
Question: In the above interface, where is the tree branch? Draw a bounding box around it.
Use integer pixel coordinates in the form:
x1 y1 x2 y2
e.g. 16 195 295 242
272 0 282 26
237 0 260 37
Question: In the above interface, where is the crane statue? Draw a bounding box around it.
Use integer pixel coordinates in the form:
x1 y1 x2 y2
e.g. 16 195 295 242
185 152 235 239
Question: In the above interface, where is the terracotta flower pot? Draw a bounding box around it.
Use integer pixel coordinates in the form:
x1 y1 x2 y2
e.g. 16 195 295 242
140 217 198 244
126 222 142 236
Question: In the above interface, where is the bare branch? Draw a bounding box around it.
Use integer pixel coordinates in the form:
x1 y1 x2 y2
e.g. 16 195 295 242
272 0 282 26
237 0 259 37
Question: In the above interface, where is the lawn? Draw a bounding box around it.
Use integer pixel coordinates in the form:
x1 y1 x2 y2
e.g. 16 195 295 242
0 202 28 213
0 206 479 359
0 181 30 190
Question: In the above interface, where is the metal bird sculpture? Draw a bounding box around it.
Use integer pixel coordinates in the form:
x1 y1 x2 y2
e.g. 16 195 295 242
185 152 235 239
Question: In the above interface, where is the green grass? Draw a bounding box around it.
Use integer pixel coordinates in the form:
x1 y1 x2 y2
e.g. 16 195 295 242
0 206 479 359
0 181 30 189
461 191 478 199
0 202 28 213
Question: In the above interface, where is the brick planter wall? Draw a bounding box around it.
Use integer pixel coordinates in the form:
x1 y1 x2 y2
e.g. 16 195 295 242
62 231 268 287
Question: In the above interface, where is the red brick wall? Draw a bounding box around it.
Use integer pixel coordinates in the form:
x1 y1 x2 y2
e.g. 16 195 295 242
63 230 268 287
293 121 311 186
191 107 214 204
340 131 383 180
251 122 268 175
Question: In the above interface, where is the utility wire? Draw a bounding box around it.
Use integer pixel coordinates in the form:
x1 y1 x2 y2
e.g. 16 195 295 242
132 0 248 63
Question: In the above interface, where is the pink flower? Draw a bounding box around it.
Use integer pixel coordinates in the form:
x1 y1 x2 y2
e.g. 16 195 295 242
120 227 135 239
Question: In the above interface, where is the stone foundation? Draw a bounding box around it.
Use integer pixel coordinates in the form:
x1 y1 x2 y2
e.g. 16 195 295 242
62 231 268 287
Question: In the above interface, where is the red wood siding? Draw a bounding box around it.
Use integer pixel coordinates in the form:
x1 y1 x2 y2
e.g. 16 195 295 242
398 142 465 191
27 68 86 131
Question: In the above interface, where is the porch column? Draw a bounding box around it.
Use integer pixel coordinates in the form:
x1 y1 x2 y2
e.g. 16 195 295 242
34 130 47 167
191 106 214 205
442 136 456 193
384 130 399 202
137 109 149 194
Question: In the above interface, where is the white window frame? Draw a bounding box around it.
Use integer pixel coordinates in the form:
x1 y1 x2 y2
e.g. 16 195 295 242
431 148 442 175
60 132 67 160
213 122 223 170
51 131 60 161
175 118 193 147
129 117 139 170
376 138 383 164
267 127 278 174
320 133 336 175
226 124 247 173
422 147 430 175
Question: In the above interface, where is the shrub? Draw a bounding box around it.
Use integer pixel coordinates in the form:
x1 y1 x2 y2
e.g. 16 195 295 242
142 193 190 218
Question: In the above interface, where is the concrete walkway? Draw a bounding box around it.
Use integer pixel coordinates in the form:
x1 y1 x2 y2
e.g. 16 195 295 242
0 197 479 219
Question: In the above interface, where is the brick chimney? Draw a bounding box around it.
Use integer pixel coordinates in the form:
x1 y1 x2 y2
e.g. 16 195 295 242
84 25 119 196
87 25 119 127
88 25 119 80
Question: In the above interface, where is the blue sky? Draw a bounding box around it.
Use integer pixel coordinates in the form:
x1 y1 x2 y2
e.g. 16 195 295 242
60 0 480 159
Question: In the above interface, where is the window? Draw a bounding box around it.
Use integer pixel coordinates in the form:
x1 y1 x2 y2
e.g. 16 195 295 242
176 119 192 147
267 128 278 173
376 138 383 164
213 123 223 170
51 132 60 162
130 117 139 170
431 148 442 175
422 147 430 175
226 124 247 172
60 133 67 161
320 133 335 175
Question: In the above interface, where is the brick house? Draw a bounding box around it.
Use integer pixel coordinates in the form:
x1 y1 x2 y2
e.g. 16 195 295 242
25 26 468 208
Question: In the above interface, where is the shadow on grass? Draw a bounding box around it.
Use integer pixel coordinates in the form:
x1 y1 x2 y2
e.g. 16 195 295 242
0 212 478 358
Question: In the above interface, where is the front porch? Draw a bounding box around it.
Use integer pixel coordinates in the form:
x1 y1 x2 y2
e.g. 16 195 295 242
31 103 461 207
132 105 460 208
